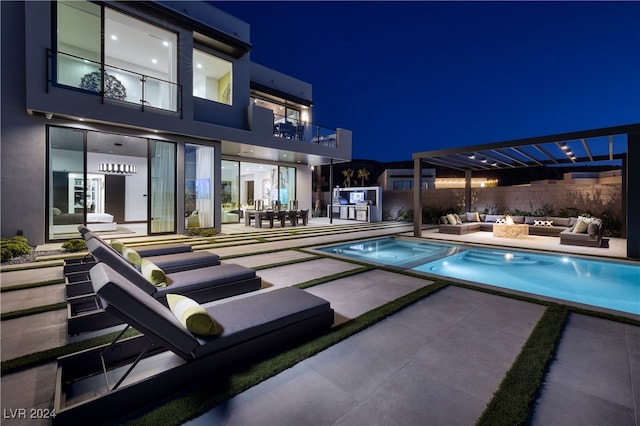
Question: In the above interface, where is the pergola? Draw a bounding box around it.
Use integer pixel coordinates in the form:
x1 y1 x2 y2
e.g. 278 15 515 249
412 123 640 259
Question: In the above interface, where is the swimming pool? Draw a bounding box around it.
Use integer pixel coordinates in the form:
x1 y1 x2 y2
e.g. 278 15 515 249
316 238 640 315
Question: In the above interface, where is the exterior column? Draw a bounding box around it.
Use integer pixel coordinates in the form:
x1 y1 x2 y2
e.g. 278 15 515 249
627 132 640 258
465 169 472 212
413 157 422 236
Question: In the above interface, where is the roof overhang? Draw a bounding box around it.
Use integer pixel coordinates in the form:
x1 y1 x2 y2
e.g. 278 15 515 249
413 124 640 171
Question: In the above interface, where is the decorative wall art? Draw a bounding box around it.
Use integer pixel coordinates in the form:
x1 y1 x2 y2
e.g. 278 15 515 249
80 71 127 101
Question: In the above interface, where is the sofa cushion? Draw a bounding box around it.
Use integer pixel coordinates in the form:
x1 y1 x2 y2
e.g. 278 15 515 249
485 214 505 223
465 212 481 222
525 216 545 225
511 215 525 224
446 213 457 225
588 218 602 238
453 214 463 224
547 216 571 227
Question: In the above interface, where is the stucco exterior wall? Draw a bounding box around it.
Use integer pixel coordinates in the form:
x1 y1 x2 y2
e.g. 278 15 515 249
382 183 622 222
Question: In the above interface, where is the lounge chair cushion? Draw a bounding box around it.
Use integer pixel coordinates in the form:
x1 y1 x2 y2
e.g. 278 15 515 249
167 294 221 336
122 247 142 266
92 263 331 361
141 259 169 287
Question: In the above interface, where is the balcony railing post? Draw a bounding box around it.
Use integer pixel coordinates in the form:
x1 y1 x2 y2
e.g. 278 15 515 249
140 75 146 111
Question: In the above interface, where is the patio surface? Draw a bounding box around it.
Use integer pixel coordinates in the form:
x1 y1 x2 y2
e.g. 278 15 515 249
1 219 638 425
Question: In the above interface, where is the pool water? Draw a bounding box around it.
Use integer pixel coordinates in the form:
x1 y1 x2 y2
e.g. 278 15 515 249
317 238 640 315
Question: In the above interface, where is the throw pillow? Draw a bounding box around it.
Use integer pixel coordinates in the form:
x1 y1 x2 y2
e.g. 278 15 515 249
111 240 126 253
141 259 170 287
465 212 480 222
166 294 221 336
588 219 601 238
122 247 142 266
446 213 457 225
572 219 589 234
543 220 553 227
453 214 463 224
496 218 506 224
52 207 61 216
533 220 542 226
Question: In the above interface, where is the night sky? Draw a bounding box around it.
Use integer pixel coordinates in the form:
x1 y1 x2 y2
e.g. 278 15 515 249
215 1 640 162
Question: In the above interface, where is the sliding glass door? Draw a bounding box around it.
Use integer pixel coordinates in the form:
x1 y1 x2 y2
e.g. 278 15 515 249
48 127 85 240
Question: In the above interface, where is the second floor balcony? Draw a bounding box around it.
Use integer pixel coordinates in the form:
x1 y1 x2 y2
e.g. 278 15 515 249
273 114 338 148
48 50 182 115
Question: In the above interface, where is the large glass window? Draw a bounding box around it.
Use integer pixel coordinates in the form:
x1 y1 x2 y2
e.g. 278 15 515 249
193 49 233 105
56 1 101 88
150 141 176 233
56 0 178 111
185 144 215 228
48 127 85 240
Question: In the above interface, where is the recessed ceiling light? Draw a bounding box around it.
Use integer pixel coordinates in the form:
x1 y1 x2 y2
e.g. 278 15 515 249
110 35 117 41
197 63 202 69
163 41 169 47
152 59 158 64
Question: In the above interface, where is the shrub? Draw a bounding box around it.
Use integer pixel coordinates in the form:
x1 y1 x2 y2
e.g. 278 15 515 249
198 228 218 237
62 239 87 252
1 236 32 260
1 247 13 262
395 207 413 222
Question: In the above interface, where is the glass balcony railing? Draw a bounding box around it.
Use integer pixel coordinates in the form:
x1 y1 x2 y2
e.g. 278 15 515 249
273 113 338 147
48 50 182 114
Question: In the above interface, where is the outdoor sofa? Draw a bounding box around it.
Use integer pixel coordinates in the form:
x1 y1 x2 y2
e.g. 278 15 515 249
54 262 334 425
560 217 604 247
66 237 261 335
439 213 578 237
439 212 604 247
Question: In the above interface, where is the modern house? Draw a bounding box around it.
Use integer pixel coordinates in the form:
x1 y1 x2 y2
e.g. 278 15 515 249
1 0 352 245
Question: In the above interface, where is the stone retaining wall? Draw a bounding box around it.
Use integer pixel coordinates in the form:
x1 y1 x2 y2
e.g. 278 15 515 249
382 183 622 222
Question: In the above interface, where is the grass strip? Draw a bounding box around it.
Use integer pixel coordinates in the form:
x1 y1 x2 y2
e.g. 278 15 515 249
1 278 65 293
126 281 448 426
253 256 320 270
294 266 374 289
1 261 64 272
1 328 141 375
476 305 568 426
1 302 67 321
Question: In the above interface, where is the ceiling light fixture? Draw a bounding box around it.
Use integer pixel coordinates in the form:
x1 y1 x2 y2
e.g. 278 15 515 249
468 153 475 159
99 163 137 175
481 157 487 163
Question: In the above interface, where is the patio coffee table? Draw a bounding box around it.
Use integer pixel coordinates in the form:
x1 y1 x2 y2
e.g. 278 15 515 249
493 223 529 239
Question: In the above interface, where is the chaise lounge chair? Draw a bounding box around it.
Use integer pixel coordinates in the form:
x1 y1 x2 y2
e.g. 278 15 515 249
66 238 261 335
54 262 334 425
65 226 198 276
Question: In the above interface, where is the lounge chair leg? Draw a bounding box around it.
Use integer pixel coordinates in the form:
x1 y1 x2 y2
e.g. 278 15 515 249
100 325 153 391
